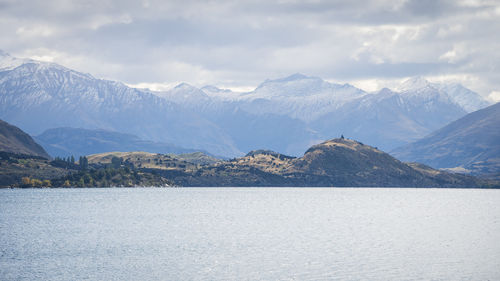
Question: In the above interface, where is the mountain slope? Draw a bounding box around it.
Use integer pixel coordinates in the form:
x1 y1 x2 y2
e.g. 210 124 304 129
391 102 500 178
161 75 489 154
0 119 50 158
34 127 208 158
0 52 241 157
310 87 467 151
398 76 491 113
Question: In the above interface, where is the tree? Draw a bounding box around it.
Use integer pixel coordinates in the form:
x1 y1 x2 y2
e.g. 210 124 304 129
79 156 88 170
70 155 75 163
111 156 122 169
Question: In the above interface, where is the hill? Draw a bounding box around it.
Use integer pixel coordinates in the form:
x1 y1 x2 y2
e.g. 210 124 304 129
34 127 210 158
391 102 500 179
1 138 496 188
86 151 199 170
164 138 494 187
0 119 50 158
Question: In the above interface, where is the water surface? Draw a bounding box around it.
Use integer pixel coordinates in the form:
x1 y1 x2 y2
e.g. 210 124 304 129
1 188 499 280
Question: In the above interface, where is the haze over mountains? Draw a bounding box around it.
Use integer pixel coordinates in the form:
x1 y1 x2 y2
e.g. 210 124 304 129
392 102 500 179
34 127 206 159
0 51 492 158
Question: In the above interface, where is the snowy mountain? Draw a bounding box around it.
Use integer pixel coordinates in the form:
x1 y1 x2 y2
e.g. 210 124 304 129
156 74 490 153
310 87 468 151
0 50 33 71
0 51 241 157
398 76 490 113
236 73 367 122
0 51 492 157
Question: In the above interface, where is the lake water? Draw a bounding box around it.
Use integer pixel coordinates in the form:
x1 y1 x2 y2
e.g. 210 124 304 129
1 188 499 280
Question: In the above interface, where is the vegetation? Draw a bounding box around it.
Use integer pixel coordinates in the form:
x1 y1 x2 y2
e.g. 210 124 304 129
51 156 79 169
51 167 172 187
0 152 71 187
0 152 172 188
1 138 498 188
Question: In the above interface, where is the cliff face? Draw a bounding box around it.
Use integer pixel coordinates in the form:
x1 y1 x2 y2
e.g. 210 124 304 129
0 119 50 159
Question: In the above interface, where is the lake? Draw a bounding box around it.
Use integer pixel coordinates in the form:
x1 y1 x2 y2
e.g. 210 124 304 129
1 188 499 280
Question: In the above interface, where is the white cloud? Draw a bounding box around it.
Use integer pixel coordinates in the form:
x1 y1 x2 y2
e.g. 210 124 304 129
1 0 499 97
488 91 500 102
126 82 178 92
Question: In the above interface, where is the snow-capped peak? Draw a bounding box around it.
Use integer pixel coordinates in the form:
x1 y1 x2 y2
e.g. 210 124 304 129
0 50 33 71
201 85 234 94
259 73 320 86
174 82 197 90
201 85 222 92
200 85 244 100
435 82 492 112
275 73 310 82
395 77 491 112
398 76 433 92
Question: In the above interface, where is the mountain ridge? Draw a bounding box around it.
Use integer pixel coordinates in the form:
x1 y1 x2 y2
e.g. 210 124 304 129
34 127 212 159
0 119 50 158
0 51 492 157
391 102 500 179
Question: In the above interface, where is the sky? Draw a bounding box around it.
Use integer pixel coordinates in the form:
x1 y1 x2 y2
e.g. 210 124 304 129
1 0 500 100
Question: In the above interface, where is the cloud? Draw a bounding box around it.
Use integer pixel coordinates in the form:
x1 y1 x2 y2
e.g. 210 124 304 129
488 91 500 103
0 0 499 95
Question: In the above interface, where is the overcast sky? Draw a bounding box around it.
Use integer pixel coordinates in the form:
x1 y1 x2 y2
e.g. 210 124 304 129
1 0 499 99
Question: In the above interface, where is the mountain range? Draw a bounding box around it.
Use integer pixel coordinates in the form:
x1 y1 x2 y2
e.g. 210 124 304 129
0 51 492 158
34 127 211 159
392 102 500 179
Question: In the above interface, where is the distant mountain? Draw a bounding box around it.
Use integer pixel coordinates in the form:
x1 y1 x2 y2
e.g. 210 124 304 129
398 76 491 112
166 138 493 187
0 119 50 158
0 52 241 157
391 102 500 178
236 73 367 121
156 74 490 153
0 51 492 157
311 87 468 150
34 127 208 158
